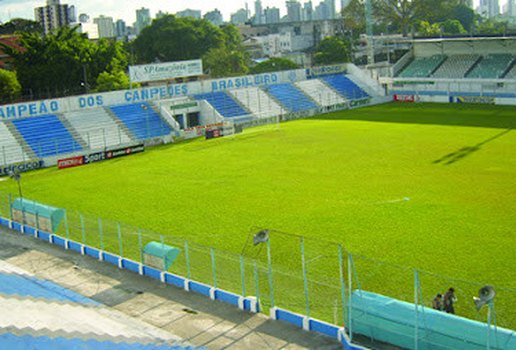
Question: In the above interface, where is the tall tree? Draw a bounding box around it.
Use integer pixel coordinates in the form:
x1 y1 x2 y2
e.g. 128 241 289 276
132 15 224 64
2 26 128 97
375 0 419 37
250 58 299 74
0 18 42 35
0 68 21 103
314 37 351 65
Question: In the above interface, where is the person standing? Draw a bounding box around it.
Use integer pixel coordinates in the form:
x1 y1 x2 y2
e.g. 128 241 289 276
443 287 457 314
432 293 443 311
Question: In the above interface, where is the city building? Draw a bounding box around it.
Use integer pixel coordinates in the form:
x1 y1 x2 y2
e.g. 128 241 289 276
94 16 115 38
135 7 151 35
34 0 70 35
176 9 202 19
115 19 127 39
78 22 99 39
68 5 77 23
478 0 500 18
254 0 264 25
506 0 516 17
156 11 168 19
302 2 313 21
314 0 336 20
204 9 224 26
340 0 350 12
231 9 249 25
286 0 302 22
265 7 281 24
78 13 90 23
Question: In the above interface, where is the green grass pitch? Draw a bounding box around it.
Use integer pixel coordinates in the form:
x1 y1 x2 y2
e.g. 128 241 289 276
0 102 514 328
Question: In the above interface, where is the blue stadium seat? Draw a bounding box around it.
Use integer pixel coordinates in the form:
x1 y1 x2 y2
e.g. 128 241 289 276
264 84 318 112
0 272 99 305
12 115 82 158
320 75 369 100
193 92 248 118
0 333 202 350
109 103 172 140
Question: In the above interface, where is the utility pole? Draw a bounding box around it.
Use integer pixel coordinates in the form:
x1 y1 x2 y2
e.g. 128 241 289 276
365 0 374 65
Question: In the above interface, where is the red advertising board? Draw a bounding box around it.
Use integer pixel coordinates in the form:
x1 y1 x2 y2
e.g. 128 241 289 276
394 94 416 103
57 156 84 169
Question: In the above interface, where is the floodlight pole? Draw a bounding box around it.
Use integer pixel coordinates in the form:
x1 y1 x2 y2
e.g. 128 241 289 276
266 238 274 308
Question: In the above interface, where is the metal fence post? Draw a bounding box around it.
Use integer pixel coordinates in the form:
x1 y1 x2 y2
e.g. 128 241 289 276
240 256 246 297
254 260 260 307
266 238 274 308
348 252 354 341
211 248 217 288
300 237 310 317
117 222 123 257
64 211 69 239
160 235 166 271
137 229 143 263
184 240 191 279
98 217 104 250
338 245 346 328
80 213 86 244
8 193 13 221
414 269 420 350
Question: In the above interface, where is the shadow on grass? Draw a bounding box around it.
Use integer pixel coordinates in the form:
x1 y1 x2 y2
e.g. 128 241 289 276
311 103 516 129
433 128 512 165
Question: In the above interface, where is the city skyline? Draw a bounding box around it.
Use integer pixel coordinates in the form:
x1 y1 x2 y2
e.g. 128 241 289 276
0 0 510 25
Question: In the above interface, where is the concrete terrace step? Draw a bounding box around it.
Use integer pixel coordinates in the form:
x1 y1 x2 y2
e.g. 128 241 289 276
0 296 180 344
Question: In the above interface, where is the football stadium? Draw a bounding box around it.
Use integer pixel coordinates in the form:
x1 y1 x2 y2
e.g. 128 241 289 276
0 24 515 350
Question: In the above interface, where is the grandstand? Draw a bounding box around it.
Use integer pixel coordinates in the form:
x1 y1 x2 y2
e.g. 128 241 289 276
11 115 83 158
193 92 249 118
0 122 30 165
397 55 445 78
109 103 172 140
295 79 347 106
432 54 480 79
230 87 284 118
0 259 188 350
320 75 370 100
386 37 516 100
265 83 318 112
467 54 515 79
504 61 516 79
65 109 134 150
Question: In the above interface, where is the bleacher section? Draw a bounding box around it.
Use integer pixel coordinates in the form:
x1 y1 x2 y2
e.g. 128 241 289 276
321 75 370 100
467 54 515 79
432 54 480 79
295 79 346 106
65 109 133 150
230 87 284 118
0 260 190 350
504 62 516 79
109 103 171 140
265 83 318 112
193 92 248 118
0 122 29 165
398 55 445 78
11 115 83 158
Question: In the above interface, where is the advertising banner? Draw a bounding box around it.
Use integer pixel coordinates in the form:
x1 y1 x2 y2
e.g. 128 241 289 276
57 156 84 170
0 160 44 176
106 144 145 159
58 145 143 170
129 59 203 83
394 94 417 102
456 96 495 104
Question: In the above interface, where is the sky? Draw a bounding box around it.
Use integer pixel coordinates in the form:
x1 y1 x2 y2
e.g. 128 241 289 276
0 0 506 25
